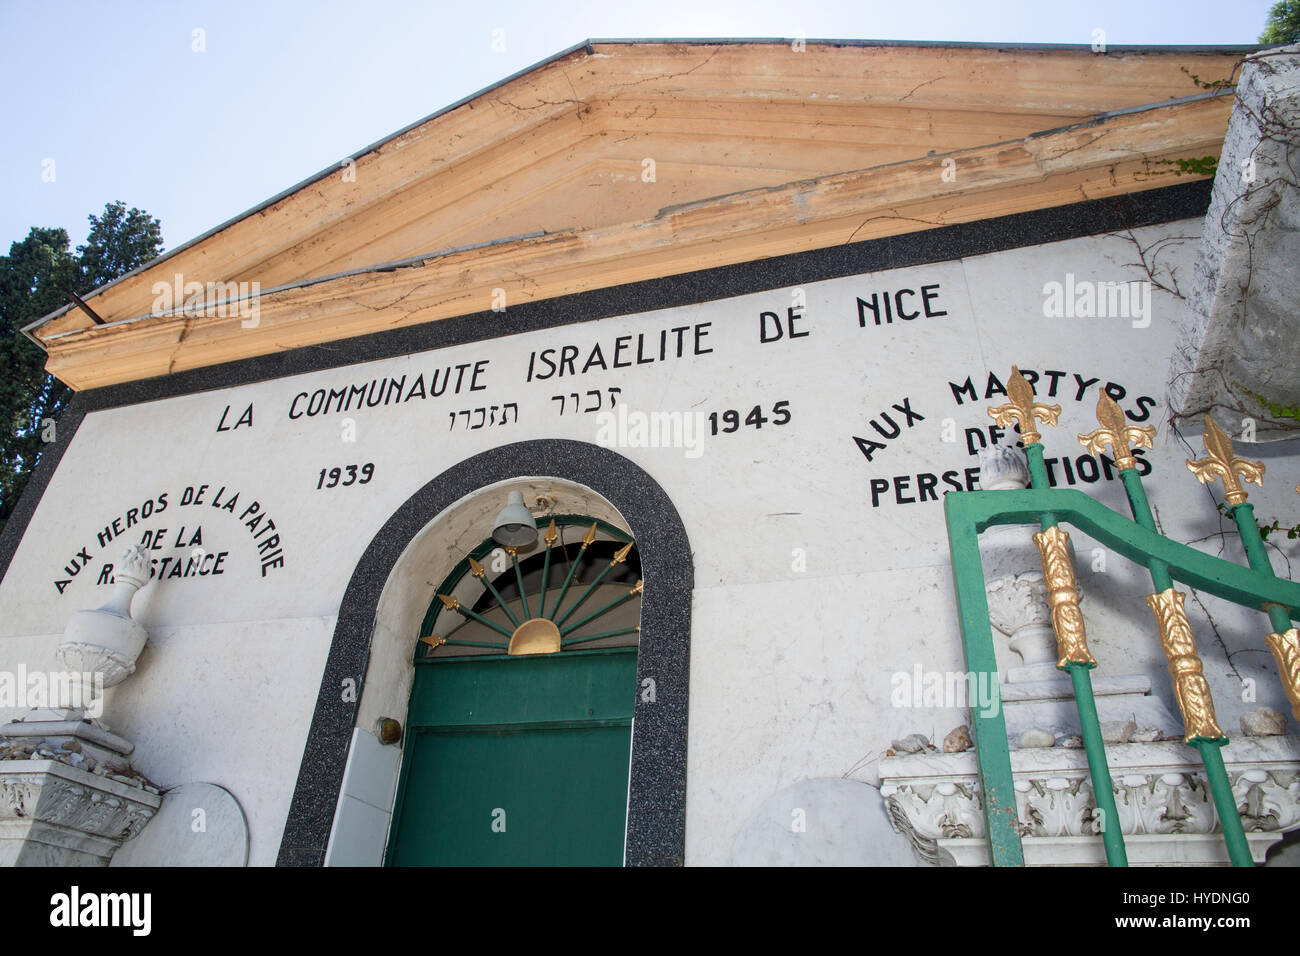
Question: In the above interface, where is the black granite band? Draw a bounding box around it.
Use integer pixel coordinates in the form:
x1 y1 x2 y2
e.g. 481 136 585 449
275 439 693 866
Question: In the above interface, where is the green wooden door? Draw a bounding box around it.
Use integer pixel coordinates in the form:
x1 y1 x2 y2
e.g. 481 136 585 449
386 647 637 866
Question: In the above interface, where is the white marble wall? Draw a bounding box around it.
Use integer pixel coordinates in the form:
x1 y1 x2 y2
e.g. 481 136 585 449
3 218 1298 865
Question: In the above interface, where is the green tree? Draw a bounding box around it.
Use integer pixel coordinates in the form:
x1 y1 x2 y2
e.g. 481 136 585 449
76 201 164 292
1261 0 1300 43
0 202 163 536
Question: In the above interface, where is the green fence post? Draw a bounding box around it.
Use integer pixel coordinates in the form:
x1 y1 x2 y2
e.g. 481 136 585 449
990 368 1128 866
946 495 1024 866
1085 400 1254 868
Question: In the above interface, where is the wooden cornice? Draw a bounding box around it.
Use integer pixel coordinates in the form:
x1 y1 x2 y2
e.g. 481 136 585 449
30 42 1248 388
40 88 1233 391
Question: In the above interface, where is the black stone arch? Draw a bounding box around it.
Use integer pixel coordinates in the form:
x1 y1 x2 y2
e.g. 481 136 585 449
275 439 692 867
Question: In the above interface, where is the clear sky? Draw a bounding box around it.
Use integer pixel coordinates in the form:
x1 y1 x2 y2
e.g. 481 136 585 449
0 0 1278 255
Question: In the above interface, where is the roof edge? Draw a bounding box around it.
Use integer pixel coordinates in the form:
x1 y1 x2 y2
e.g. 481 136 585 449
24 36 1266 339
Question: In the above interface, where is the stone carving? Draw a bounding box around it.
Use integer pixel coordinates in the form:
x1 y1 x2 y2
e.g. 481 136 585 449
1015 777 1094 836
986 572 1084 671
0 762 160 866
1233 769 1300 832
886 796 950 866
56 544 153 714
986 573 1052 637
881 738 1300 864
976 441 1030 491
1113 772 1216 836
885 781 983 849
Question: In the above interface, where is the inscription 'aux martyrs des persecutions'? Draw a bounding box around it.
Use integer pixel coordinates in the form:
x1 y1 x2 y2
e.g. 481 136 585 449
855 367 1158 508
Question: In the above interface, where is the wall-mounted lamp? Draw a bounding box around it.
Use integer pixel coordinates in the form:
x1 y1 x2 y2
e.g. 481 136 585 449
492 490 538 548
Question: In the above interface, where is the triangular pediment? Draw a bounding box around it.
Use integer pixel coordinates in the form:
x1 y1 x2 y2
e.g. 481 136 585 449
30 40 1249 388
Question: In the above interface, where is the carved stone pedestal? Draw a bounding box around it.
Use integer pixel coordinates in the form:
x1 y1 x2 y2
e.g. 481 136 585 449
0 759 160 866
0 543 161 866
881 736 1300 865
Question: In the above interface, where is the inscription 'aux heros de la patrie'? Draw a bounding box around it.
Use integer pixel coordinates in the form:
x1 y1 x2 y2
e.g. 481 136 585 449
51 482 286 595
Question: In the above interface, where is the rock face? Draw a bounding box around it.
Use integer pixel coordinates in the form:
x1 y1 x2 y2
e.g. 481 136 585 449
891 734 934 755
1102 720 1138 744
1241 707 1288 737
1019 729 1055 749
944 725 973 753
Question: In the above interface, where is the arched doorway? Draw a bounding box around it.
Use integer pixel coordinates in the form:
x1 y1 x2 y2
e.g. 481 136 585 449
387 515 643 865
276 440 692 867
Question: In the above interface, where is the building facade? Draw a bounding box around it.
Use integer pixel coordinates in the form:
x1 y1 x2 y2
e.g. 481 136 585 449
3 40 1299 867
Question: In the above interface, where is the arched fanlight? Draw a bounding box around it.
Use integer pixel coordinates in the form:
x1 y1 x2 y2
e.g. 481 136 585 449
419 517 641 658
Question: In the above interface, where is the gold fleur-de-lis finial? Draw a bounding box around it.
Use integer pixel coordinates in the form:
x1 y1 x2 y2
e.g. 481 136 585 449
988 366 1062 446
419 633 446 650
1186 415 1264 506
468 556 486 578
1077 392 1157 471
544 519 558 547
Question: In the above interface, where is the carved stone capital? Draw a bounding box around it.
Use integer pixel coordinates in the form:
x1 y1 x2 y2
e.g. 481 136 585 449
880 737 1300 865
0 760 161 866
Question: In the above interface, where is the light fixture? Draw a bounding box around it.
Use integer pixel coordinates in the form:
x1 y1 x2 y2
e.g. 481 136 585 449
492 490 538 547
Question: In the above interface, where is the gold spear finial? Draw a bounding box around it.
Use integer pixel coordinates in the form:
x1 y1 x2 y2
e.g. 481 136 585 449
467 556 486 578
437 593 460 611
611 542 634 565
544 519 558 547
988 366 1061 446
419 633 446 650
1186 415 1265 506
581 522 598 549
1077 392 1156 471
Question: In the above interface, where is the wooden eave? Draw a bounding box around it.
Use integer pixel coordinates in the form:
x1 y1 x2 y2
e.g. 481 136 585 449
30 41 1248 389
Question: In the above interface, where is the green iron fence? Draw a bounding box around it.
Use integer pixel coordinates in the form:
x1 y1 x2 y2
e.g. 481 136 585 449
945 367 1300 867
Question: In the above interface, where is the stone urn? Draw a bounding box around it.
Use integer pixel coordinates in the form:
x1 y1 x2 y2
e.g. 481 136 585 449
976 441 1030 491
985 571 1083 680
56 544 153 715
